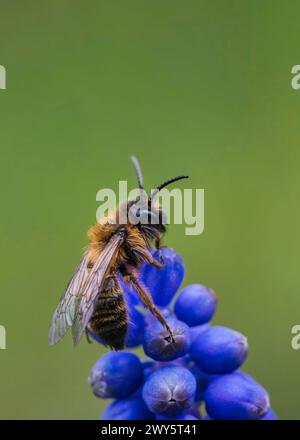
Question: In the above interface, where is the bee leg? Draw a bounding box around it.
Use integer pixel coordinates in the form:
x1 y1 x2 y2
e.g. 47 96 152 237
149 256 164 269
153 246 165 267
157 249 165 267
123 268 174 343
85 328 92 344
140 248 164 269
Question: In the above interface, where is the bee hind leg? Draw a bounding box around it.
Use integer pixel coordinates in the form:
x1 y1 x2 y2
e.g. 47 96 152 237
122 266 174 343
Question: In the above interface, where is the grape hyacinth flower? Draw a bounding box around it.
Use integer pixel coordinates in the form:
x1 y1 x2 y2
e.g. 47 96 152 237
88 247 277 420
142 366 196 416
89 352 144 399
143 317 191 361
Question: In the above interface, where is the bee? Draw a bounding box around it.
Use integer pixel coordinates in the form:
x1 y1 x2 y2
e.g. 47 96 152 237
48 156 189 349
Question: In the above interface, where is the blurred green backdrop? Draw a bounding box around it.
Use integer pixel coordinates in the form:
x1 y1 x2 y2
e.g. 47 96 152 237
0 0 300 419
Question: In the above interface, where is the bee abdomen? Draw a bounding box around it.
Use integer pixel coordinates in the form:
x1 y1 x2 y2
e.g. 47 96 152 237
88 281 127 350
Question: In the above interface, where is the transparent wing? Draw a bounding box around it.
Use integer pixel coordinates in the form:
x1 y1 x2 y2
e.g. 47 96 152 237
48 253 89 346
71 233 123 346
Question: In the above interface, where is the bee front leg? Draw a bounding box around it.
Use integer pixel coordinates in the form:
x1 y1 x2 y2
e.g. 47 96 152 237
152 246 165 268
149 256 164 269
139 247 164 269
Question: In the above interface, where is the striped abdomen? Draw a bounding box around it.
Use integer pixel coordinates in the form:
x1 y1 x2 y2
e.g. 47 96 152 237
88 276 127 350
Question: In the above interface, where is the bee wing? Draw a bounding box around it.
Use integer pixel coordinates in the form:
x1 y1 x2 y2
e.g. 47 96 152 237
71 233 123 346
48 253 89 346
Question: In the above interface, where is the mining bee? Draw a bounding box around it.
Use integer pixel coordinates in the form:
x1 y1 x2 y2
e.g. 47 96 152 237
48 156 189 349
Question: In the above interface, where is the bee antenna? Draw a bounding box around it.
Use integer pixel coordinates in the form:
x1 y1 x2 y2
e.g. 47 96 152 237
130 155 144 190
150 175 189 202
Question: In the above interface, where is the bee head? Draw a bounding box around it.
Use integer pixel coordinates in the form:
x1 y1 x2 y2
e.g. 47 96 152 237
128 156 189 227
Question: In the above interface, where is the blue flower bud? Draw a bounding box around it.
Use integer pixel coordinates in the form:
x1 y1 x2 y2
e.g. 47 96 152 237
190 364 219 401
235 371 259 384
205 372 270 420
101 396 154 420
172 353 193 366
142 360 156 369
125 306 145 348
190 323 210 345
143 317 191 361
175 284 217 326
191 326 248 374
140 248 185 307
89 352 144 399
142 366 196 416
188 404 202 419
259 409 277 420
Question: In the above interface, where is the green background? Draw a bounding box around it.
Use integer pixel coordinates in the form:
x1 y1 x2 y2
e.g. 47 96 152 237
0 0 299 419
